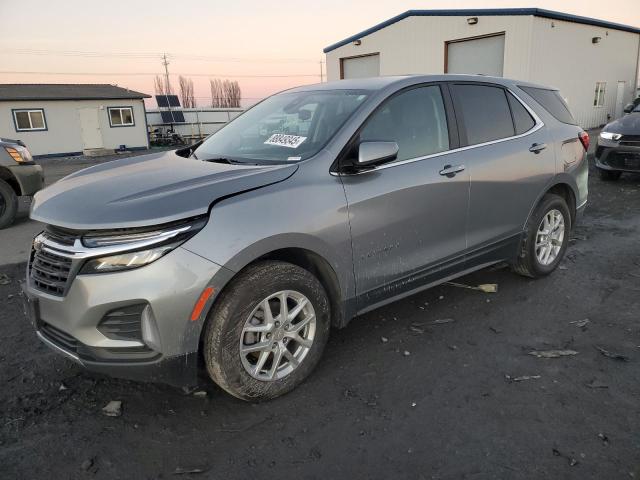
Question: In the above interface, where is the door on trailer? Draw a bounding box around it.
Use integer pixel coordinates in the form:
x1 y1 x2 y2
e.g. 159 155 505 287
78 108 104 150
615 81 626 119
446 34 505 77
341 54 380 79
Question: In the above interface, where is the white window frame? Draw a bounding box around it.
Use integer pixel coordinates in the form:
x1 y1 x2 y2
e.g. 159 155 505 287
108 107 135 127
13 109 47 131
594 82 606 108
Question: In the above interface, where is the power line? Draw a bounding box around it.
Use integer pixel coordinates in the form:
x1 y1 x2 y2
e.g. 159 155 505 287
0 71 320 78
2 48 321 64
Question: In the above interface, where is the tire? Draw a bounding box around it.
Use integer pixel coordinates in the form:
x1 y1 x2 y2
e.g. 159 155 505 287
512 194 571 278
598 168 621 181
0 179 18 230
202 261 331 401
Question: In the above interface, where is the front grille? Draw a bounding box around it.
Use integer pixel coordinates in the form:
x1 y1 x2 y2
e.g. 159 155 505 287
43 226 78 246
619 134 640 146
29 248 73 296
40 322 78 353
606 152 640 170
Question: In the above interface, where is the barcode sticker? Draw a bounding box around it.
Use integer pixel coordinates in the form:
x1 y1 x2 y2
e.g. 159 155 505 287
264 133 307 149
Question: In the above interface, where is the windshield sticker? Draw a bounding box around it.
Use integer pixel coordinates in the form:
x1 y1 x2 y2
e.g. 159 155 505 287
287 156 302 161
264 133 307 149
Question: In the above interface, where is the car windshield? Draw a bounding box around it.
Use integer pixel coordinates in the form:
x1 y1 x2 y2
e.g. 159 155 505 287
193 89 369 164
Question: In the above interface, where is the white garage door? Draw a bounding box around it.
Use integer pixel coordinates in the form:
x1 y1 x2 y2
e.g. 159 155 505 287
447 34 505 77
341 54 380 79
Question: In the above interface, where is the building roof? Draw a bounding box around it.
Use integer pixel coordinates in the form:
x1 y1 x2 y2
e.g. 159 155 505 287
324 8 640 53
0 84 151 101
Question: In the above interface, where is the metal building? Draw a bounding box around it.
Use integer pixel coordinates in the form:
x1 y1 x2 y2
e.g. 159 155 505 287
0 84 151 157
324 8 640 128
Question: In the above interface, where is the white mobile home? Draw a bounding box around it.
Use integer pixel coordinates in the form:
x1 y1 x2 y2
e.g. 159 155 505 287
0 84 151 156
324 8 640 129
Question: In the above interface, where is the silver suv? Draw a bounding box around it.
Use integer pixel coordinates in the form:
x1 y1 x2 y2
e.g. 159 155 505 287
24 75 588 401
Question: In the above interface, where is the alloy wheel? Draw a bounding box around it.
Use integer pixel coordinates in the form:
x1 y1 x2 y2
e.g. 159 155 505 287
535 209 565 266
239 290 316 381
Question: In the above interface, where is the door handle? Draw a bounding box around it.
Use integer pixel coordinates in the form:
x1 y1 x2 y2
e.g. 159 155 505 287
439 164 466 177
529 143 547 154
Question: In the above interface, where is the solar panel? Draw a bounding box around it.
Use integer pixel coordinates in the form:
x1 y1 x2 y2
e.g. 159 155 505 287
172 111 185 122
160 111 186 123
155 94 181 108
156 95 169 108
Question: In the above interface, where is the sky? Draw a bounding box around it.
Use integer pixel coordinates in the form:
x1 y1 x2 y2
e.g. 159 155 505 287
1 0 638 107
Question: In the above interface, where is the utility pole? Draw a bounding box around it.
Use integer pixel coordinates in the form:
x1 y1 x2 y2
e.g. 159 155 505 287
319 60 324 83
161 53 172 94
161 53 175 130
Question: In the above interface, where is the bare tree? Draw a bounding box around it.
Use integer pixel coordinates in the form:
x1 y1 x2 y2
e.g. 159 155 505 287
154 75 173 96
178 76 196 108
210 78 241 108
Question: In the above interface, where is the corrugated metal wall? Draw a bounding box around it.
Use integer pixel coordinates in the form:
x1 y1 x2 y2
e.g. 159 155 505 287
325 15 534 80
529 17 639 129
325 14 640 129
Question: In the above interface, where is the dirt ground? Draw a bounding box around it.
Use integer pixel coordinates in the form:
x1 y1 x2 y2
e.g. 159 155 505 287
1 153 639 479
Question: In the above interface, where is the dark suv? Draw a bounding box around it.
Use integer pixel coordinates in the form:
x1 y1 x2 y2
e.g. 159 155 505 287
25 75 588 401
595 103 640 180
0 138 43 228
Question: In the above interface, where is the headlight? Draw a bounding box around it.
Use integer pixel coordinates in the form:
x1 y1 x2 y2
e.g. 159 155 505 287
78 216 207 274
599 132 622 141
80 243 178 274
4 145 34 163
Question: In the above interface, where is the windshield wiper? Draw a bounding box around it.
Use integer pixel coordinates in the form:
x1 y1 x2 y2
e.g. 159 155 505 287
201 157 242 164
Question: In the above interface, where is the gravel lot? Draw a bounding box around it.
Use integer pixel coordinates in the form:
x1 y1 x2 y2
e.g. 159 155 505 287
1 142 639 479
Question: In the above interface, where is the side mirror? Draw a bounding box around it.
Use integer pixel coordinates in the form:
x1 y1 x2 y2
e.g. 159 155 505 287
357 141 399 167
623 103 634 114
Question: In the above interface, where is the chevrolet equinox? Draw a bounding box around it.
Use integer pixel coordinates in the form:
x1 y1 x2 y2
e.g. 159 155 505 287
24 75 589 401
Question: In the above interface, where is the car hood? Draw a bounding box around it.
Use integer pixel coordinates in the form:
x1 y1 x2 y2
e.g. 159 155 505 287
30 150 298 230
603 113 640 135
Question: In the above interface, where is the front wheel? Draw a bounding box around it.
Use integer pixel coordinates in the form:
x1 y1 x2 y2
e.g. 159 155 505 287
512 194 571 278
202 261 330 401
0 179 18 230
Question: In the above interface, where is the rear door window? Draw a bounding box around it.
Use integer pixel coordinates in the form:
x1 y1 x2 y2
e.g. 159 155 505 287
359 85 450 162
507 92 536 134
519 86 577 125
451 84 515 146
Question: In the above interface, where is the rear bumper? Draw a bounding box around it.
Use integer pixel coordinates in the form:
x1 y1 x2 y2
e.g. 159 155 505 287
595 143 640 173
7 164 44 196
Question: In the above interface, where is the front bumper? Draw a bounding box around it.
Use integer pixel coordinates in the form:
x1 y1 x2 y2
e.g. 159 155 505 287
7 164 44 196
24 246 233 387
595 140 640 173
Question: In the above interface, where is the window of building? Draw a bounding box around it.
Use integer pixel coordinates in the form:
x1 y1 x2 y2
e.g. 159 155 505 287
359 85 450 162
108 107 135 127
507 92 536 135
13 109 46 131
519 86 577 125
593 82 606 107
451 84 514 146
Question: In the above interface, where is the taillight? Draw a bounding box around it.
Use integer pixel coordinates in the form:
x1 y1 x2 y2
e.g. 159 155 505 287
579 131 590 151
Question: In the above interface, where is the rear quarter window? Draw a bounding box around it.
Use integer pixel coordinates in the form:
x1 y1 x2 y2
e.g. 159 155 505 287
519 86 577 125
451 84 515 146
